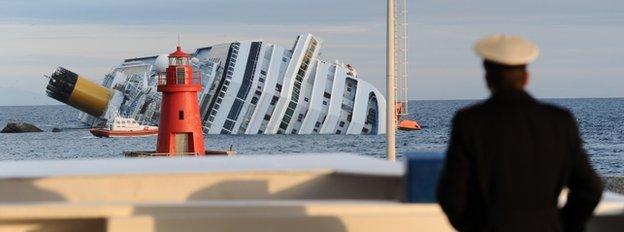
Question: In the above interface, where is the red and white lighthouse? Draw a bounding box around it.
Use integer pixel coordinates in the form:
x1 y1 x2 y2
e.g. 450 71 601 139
156 45 205 155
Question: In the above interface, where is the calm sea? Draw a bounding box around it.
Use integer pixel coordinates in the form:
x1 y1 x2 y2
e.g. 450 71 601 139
0 98 622 176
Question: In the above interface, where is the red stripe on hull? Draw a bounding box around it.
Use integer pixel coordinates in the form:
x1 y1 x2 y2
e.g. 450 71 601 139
90 128 159 138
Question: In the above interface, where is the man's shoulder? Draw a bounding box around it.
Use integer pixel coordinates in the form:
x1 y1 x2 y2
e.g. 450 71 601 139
454 99 575 122
451 101 487 126
534 101 575 121
454 100 488 118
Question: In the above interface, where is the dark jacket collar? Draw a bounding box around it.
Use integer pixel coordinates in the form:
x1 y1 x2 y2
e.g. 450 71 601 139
488 90 535 104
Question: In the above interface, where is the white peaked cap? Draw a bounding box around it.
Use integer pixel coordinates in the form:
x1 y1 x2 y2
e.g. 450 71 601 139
474 34 539 65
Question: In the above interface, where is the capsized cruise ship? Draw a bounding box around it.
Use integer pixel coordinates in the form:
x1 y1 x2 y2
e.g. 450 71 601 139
47 33 386 134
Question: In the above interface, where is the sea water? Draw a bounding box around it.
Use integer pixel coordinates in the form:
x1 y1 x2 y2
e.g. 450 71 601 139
0 98 622 176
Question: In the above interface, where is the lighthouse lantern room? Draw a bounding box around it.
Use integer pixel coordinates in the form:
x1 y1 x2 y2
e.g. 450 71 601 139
156 45 206 155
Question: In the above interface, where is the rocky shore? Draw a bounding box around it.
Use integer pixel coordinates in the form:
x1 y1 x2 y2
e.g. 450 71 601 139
1 122 43 133
604 176 624 194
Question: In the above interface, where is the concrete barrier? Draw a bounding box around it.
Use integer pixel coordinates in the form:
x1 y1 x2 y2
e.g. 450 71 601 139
0 153 620 231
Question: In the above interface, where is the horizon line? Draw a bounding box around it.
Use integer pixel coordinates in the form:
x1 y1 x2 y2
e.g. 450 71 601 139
1 96 623 107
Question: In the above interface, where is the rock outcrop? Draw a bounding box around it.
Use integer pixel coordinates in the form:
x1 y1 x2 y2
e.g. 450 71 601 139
0 122 44 133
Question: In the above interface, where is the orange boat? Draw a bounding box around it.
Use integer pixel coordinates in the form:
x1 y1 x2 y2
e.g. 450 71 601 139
395 102 421 131
90 117 158 138
398 119 421 131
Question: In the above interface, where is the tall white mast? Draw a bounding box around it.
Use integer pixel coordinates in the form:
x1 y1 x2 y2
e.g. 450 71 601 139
386 0 397 161
395 0 409 117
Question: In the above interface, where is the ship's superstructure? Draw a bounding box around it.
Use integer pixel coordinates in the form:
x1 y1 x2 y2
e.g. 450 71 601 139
70 33 385 134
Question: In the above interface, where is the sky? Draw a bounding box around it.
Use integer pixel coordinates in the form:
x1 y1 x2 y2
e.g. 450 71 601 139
0 0 622 105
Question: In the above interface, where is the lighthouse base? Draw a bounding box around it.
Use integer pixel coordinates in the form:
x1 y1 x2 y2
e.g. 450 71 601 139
123 149 235 157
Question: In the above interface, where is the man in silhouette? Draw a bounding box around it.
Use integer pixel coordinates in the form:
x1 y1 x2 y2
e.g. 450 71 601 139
437 34 603 232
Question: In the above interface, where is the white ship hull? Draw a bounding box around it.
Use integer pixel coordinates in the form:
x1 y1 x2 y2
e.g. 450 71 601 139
79 33 386 135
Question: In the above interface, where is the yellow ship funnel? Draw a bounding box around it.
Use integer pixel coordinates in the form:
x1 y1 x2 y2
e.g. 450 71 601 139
46 67 112 117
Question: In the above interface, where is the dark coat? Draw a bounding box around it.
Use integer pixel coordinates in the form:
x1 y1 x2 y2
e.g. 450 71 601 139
437 90 603 232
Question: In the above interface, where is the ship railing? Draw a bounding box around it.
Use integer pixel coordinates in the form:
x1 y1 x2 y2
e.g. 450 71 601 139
147 152 203 156
124 149 234 157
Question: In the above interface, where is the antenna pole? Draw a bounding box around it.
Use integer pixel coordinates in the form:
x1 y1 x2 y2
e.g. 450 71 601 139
397 0 409 116
386 0 397 161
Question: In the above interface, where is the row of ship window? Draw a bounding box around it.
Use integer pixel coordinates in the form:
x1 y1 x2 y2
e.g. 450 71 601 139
204 44 239 129
202 40 368 134
278 43 317 132
209 42 277 134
